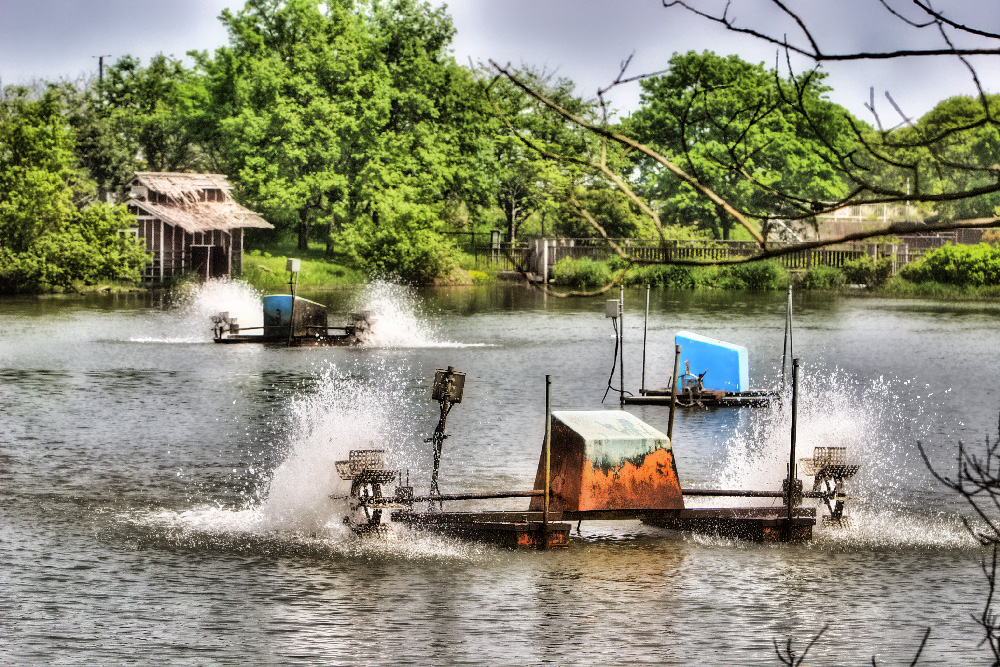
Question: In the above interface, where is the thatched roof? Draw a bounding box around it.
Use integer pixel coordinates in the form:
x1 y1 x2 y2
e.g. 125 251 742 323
129 172 273 233
129 200 274 233
132 172 233 202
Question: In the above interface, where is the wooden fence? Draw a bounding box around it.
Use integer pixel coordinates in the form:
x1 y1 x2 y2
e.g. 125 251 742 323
473 237 940 281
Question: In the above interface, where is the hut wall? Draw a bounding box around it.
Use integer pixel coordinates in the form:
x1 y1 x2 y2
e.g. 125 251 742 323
167 223 185 277
232 229 243 274
128 178 268 282
139 217 162 281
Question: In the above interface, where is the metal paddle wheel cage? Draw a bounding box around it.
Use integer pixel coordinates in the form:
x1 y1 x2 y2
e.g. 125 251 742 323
801 446 861 527
335 450 406 538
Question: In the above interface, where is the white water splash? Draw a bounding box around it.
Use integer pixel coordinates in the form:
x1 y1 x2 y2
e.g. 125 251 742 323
708 368 981 549
177 277 263 331
353 280 484 349
130 278 263 344
140 360 487 558
252 361 413 533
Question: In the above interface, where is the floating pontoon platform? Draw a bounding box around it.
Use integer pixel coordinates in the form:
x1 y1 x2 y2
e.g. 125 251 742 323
624 389 778 408
212 295 372 347
336 405 853 548
629 332 778 408
392 510 572 549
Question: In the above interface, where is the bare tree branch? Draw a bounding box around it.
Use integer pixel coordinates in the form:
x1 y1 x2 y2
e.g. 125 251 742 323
488 59 767 247
774 625 827 666
663 0 1000 61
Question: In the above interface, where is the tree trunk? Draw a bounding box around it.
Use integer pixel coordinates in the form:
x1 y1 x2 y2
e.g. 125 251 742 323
325 213 336 258
714 204 730 241
508 195 518 244
298 216 309 251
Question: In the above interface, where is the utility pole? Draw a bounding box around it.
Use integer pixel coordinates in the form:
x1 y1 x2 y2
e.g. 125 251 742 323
94 55 112 84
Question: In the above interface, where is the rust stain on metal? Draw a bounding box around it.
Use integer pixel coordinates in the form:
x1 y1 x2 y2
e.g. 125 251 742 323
531 411 684 513
578 448 683 511
517 529 570 549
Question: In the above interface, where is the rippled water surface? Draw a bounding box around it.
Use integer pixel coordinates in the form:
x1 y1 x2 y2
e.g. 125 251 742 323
2 283 999 665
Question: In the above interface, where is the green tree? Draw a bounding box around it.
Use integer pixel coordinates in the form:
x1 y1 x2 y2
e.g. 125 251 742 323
99 54 209 175
198 0 373 251
0 87 147 292
486 67 597 243
628 51 852 240
336 0 495 275
199 0 495 282
554 185 647 238
50 82 137 202
902 95 1000 222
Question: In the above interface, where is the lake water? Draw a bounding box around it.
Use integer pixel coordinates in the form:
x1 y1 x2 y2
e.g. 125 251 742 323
2 282 999 665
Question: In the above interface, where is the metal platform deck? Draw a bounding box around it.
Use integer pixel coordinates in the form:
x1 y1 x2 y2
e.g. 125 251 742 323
623 389 778 407
391 510 572 549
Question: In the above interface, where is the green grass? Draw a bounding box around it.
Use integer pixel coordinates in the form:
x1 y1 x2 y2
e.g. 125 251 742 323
240 246 365 291
875 276 1000 300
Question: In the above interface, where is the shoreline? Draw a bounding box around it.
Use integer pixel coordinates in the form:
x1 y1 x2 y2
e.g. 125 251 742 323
5 279 1000 304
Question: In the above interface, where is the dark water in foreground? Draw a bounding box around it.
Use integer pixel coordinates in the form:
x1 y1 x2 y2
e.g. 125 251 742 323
2 282 999 665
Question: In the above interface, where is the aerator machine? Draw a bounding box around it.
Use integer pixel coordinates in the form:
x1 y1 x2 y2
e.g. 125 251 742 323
333 363 861 548
211 258 372 346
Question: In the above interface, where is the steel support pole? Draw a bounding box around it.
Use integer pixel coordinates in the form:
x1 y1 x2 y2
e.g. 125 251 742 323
667 344 681 442
782 286 793 386
286 270 298 347
786 358 800 536
543 374 552 549
619 285 625 407
641 284 650 395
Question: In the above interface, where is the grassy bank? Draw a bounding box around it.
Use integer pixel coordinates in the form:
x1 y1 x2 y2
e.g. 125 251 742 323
550 256 791 291
547 253 1000 301
874 277 1000 300
238 238 497 290
239 246 366 291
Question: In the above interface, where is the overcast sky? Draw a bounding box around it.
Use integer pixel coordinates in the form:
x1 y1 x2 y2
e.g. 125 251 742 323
2 0 998 123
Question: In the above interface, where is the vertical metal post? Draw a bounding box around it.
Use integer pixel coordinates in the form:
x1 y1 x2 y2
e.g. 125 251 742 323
641 284 650 395
542 374 552 549
782 285 793 386
286 269 298 347
542 240 550 284
619 285 625 407
667 344 682 442
785 358 800 536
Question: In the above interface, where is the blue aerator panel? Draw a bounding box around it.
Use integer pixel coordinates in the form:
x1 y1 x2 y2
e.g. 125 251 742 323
263 294 294 337
675 331 749 392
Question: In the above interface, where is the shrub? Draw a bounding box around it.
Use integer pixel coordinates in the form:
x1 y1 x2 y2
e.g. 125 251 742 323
899 243 1000 286
726 260 789 290
693 260 788 290
468 269 490 284
802 265 846 290
623 263 696 288
550 257 612 289
339 225 458 286
842 255 894 287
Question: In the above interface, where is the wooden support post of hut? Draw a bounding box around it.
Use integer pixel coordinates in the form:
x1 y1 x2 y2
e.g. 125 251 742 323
126 172 273 282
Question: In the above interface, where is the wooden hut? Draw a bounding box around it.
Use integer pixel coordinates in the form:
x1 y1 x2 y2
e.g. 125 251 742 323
126 172 273 281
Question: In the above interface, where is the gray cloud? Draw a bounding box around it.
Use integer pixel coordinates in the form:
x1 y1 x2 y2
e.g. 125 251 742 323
2 0 997 121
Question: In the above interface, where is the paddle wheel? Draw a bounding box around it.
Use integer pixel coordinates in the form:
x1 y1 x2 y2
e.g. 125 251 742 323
801 446 861 526
335 449 404 537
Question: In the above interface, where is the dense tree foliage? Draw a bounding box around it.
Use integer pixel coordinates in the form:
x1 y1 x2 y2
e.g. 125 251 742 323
193 0 496 281
5 2 1000 291
891 95 1000 223
627 51 854 240
485 67 599 242
0 87 147 292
